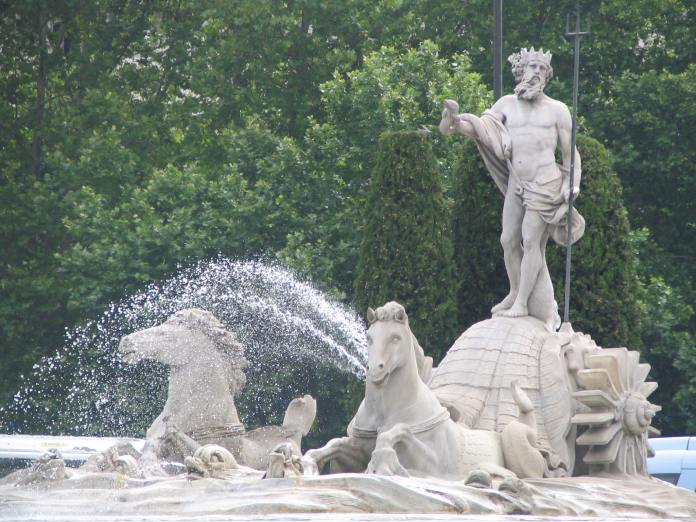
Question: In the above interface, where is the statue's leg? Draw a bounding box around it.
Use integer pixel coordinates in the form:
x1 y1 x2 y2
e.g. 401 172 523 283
366 424 438 477
502 210 546 317
526 229 561 329
139 440 168 477
539 231 561 329
301 436 372 475
493 184 524 314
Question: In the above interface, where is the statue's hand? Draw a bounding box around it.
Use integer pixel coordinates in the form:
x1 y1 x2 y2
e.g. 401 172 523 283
444 99 460 114
439 108 454 135
563 186 580 203
440 100 461 136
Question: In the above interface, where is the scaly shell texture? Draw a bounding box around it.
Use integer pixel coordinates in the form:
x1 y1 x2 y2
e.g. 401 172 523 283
429 316 574 475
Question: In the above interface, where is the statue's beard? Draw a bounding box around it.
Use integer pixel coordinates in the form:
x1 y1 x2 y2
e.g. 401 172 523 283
515 75 545 100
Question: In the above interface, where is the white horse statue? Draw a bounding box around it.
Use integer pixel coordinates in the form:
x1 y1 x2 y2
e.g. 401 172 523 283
119 308 316 470
302 302 546 480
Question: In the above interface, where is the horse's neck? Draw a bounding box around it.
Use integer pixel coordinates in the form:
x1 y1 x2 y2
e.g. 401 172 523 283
164 360 240 428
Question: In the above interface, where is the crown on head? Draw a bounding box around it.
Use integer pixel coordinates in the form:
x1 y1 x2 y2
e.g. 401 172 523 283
521 47 552 66
508 47 553 82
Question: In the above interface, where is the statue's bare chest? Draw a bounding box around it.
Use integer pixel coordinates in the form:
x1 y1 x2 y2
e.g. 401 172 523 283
504 104 557 132
502 104 558 152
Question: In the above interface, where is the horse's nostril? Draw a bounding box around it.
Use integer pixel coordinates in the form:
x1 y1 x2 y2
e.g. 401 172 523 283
378 363 384 370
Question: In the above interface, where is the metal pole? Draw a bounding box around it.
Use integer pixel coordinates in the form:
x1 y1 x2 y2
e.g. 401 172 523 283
493 0 503 100
563 5 590 324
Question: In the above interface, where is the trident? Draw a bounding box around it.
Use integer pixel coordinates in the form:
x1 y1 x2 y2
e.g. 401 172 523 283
563 4 590 325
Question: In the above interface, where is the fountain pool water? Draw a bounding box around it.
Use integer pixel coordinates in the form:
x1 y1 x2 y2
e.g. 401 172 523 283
1 258 367 440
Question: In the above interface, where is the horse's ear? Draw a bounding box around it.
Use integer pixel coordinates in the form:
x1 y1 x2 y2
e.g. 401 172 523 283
395 308 406 323
367 307 376 324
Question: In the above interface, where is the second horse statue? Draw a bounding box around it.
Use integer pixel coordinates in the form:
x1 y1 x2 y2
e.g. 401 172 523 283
302 301 546 480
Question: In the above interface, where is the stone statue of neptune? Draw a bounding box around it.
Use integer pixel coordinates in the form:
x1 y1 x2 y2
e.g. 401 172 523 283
440 48 585 330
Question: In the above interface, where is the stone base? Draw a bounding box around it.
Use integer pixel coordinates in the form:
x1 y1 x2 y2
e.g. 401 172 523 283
1 472 695 519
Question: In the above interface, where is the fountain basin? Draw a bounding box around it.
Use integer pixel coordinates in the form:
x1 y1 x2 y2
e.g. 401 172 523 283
2 471 695 520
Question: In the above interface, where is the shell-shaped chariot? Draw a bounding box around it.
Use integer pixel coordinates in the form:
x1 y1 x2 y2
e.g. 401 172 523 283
428 316 659 477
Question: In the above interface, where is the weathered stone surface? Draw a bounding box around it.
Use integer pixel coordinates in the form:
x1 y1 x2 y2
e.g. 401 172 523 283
303 303 547 481
118 308 316 470
430 315 573 476
1 472 694 519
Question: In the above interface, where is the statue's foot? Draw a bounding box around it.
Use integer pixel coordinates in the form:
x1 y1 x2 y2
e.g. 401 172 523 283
491 293 517 315
500 303 528 318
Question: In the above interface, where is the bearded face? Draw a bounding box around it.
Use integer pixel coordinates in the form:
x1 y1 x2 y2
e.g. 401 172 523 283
514 60 549 101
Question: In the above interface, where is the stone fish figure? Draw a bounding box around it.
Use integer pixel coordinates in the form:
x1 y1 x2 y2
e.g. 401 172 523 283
440 47 585 330
302 302 547 481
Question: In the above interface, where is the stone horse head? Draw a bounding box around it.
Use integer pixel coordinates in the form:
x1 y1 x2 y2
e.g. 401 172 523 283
119 309 248 439
366 302 433 387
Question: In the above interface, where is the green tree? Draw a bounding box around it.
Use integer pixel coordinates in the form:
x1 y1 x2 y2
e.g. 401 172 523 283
548 136 642 348
593 66 696 288
355 131 458 360
291 41 490 294
0 0 175 404
56 163 254 315
450 139 507 328
633 230 696 435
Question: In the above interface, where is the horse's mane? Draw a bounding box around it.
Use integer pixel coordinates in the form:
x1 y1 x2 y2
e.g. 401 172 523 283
167 309 247 395
367 302 433 383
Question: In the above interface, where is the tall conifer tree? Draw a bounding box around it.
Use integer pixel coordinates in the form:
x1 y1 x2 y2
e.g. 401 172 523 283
355 131 458 361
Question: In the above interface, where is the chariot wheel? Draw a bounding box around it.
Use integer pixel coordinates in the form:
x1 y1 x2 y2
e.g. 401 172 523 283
571 347 660 475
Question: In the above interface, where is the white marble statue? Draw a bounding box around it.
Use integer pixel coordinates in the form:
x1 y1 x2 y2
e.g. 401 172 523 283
118 308 316 470
440 47 585 330
302 302 547 480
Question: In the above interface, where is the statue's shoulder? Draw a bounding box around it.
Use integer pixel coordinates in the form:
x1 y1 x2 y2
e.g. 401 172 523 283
492 94 517 112
490 95 517 125
542 95 571 115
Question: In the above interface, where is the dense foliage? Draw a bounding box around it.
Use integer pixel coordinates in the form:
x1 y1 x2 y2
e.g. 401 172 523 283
547 136 642 349
355 131 458 361
1 0 694 437
450 139 507 328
